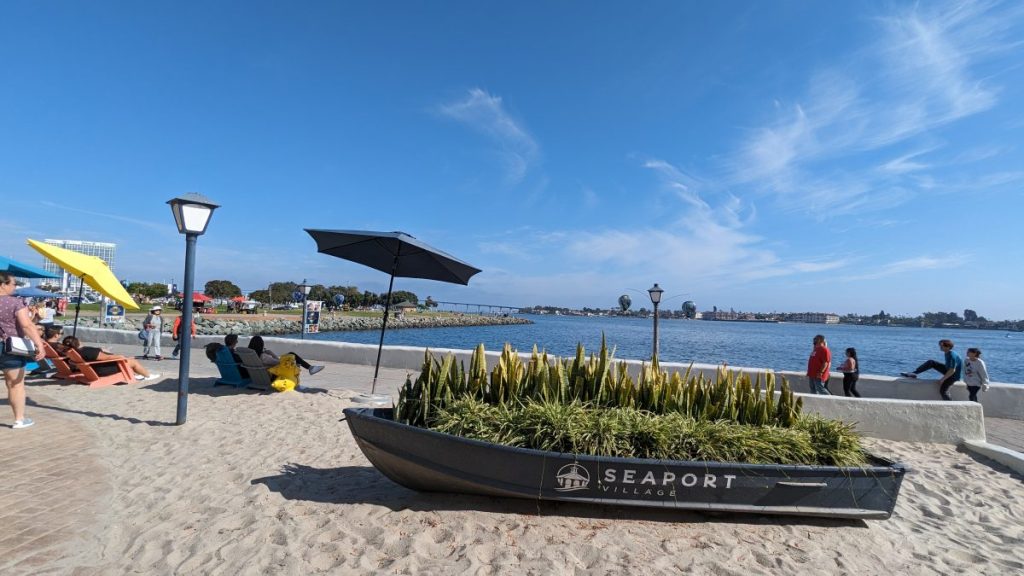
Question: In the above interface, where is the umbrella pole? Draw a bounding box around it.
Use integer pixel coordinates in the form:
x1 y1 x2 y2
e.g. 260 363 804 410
371 251 401 395
71 280 85 338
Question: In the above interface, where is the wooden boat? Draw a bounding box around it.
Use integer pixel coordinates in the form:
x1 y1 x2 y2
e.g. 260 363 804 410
344 407 906 520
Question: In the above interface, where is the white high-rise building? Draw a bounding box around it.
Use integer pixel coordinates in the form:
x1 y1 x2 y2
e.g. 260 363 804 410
40 239 117 296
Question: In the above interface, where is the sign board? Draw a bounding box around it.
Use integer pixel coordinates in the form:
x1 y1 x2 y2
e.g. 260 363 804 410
104 302 125 323
304 300 322 334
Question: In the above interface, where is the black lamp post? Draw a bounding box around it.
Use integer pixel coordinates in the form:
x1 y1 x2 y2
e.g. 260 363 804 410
298 280 312 339
167 193 219 425
648 283 664 361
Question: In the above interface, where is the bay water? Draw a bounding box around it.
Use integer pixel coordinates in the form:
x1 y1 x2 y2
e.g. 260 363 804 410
297 315 1024 384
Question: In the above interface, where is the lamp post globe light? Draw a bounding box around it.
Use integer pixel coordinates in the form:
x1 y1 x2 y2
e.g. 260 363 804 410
167 193 219 426
648 283 664 361
298 280 312 339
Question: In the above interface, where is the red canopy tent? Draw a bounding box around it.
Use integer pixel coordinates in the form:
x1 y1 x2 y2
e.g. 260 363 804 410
179 292 211 302
230 296 246 302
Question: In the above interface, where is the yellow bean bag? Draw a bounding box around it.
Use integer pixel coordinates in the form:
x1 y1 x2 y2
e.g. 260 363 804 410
268 353 301 392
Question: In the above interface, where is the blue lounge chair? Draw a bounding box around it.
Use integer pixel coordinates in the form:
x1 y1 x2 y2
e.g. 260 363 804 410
214 346 251 388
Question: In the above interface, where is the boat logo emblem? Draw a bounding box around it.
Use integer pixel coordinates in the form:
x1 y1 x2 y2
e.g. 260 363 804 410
554 463 590 492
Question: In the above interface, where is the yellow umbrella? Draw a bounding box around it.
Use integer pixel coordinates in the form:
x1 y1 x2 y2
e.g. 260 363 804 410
27 239 139 335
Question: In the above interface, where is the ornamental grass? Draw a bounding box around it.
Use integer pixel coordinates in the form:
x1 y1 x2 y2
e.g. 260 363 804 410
395 338 868 466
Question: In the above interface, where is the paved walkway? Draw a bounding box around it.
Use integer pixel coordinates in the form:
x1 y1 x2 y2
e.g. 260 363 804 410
0 388 109 575
985 417 1024 453
0 345 412 575
1 344 1021 574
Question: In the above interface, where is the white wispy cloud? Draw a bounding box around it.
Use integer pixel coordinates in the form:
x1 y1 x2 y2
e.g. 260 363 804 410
437 88 540 184
728 0 1016 215
477 159 853 305
841 254 969 281
40 201 168 232
879 148 936 174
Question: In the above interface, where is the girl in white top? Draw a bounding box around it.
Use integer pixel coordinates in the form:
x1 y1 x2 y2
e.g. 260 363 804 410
962 347 990 403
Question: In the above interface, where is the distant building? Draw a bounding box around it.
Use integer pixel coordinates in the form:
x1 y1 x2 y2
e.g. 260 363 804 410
40 239 117 297
790 312 840 324
702 309 740 321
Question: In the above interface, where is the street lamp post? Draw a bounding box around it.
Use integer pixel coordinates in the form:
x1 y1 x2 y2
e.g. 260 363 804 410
648 283 664 361
298 280 312 339
167 193 219 426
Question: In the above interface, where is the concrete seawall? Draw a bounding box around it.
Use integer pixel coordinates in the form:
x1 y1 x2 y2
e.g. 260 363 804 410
76 327 1019 444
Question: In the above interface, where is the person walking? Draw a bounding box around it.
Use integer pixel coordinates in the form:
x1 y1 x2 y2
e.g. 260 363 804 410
0 272 47 429
900 339 963 401
838 347 861 397
806 334 831 395
171 314 196 359
962 348 990 403
142 305 163 360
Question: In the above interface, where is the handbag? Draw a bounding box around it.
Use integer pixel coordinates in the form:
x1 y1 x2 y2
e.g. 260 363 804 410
3 336 37 358
138 329 150 341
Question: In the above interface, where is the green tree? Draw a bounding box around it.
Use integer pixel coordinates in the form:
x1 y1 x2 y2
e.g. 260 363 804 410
204 280 241 299
362 290 377 307
248 289 269 304
127 282 169 300
309 284 331 302
391 290 418 305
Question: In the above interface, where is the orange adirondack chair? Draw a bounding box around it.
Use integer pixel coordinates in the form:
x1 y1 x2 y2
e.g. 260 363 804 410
42 341 84 382
64 348 138 388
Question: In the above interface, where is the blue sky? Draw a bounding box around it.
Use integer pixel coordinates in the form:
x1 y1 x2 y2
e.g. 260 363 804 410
2 1 1023 319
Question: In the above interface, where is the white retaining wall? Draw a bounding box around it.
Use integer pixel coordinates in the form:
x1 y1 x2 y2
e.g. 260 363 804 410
75 328 1010 443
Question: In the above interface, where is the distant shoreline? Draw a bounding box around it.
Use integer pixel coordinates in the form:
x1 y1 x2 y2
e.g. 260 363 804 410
71 311 532 336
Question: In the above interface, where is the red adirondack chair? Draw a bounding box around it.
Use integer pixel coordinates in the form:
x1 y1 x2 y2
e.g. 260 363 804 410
64 348 137 388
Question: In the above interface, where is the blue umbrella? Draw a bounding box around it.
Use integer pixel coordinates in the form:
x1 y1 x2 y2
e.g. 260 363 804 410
14 286 62 299
0 255 59 279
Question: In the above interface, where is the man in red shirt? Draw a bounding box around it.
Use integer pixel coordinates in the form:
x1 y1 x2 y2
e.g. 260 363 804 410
806 334 832 395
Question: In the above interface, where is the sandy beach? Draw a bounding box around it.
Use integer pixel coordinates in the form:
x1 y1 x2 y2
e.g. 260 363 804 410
2 346 1023 575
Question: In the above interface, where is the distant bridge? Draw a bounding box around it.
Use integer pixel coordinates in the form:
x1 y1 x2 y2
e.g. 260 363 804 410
432 301 521 315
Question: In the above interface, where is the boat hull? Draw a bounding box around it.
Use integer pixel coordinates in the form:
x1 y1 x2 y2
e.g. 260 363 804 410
344 408 905 520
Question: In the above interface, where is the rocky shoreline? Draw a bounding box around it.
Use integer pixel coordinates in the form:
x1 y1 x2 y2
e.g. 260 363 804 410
68 313 532 336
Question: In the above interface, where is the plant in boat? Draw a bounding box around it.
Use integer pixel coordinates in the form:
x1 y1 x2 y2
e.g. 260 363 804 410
395 338 867 466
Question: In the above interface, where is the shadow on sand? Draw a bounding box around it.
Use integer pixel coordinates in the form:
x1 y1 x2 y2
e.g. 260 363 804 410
140 377 268 397
250 463 867 528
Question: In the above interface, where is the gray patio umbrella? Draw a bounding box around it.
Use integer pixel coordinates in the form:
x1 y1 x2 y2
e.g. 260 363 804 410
305 229 482 395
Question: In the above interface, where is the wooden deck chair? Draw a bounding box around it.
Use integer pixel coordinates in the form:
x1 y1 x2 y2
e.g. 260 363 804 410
233 347 274 391
213 346 251 388
42 341 84 381
64 348 137 388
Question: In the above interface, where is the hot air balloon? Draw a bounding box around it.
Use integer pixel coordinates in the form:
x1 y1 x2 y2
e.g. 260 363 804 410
682 300 697 319
618 294 631 312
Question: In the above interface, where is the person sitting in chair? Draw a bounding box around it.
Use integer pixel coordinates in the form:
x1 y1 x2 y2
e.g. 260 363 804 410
29 325 66 376
63 336 160 381
247 335 324 375
222 334 251 378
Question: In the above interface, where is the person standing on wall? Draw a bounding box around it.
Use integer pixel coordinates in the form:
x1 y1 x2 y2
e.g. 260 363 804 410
900 339 963 401
171 314 196 359
806 334 831 395
142 305 163 360
0 272 46 429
